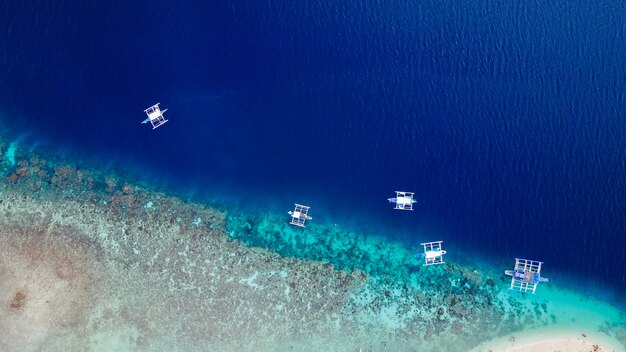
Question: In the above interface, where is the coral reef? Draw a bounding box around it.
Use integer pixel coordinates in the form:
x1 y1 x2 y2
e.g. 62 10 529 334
0 136 624 352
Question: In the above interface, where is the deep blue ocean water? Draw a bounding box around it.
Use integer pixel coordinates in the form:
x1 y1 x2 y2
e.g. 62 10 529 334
1 1 625 298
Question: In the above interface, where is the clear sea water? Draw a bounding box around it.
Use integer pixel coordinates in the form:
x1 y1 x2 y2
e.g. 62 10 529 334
1 1 625 298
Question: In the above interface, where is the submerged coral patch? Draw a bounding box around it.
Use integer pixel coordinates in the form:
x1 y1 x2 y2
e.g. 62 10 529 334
9 291 26 309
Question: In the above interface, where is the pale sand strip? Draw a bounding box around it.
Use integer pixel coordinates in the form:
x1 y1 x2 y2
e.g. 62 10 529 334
471 330 625 352
501 338 607 352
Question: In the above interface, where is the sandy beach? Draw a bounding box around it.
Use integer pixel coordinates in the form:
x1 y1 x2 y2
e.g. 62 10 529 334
478 339 608 351
471 329 625 352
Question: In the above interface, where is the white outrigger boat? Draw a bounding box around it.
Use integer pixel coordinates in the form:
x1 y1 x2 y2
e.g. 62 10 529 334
388 191 416 210
142 103 169 129
415 241 447 266
288 204 312 227
505 258 549 294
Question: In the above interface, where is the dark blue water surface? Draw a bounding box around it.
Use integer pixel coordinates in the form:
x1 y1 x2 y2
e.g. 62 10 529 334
1 1 625 297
